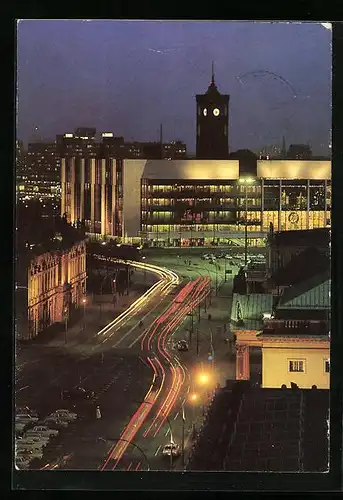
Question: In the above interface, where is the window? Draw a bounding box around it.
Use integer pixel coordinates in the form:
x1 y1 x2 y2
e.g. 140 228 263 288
325 360 330 373
289 360 304 372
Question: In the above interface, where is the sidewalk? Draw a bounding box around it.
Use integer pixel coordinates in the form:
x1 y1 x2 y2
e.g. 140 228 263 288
16 286 147 360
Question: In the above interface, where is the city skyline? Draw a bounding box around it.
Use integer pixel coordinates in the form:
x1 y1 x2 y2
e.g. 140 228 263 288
17 20 331 155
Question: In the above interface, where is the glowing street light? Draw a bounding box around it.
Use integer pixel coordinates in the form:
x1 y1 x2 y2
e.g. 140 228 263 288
198 373 210 385
189 392 198 402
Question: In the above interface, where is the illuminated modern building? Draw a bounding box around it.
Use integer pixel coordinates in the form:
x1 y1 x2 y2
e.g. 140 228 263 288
61 158 331 246
56 128 98 158
16 238 87 340
196 64 230 159
16 140 61 203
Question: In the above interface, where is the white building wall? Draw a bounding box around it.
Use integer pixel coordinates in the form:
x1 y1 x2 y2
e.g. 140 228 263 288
257 160 331 180
122 159 147 238
262 346 330 389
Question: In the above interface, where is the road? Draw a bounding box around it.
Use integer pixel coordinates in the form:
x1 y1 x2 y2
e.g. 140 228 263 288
99 250 249 471
15 259 180 470
16 248 265 471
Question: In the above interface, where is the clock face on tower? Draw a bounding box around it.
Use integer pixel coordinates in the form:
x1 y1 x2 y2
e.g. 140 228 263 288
213 108 220 116
203 108 207 116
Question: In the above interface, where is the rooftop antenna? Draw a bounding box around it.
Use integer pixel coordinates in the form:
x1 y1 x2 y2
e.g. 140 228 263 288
211 61 215 85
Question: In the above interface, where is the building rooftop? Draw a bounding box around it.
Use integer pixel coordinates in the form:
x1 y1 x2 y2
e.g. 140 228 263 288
269 228 330 249
270 246 330 287
257 159 331 180
188 382 329 472
142 159 240 180
231 293 273 330
277 269 330 311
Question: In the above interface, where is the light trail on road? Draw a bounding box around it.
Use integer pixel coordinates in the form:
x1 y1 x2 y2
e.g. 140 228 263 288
106 275 211 470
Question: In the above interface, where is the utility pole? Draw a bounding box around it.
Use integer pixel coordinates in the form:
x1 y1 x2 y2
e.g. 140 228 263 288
210 328 215 372
181 404 185 468
196 328 199 355
245 184 248 266
64 308 68 345
215 264 218 296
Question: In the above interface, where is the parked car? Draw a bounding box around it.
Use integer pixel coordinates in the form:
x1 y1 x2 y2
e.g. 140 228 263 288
17 436 48 448
162 443 181 457
52 409 77 421
21 433 50 445
16 406 38 418
202 254 210 260
176 340 189 352
44 416 69 428
16 445 44 460
62 387 95 400
28 426 59 437
224 254 232 260
15 456 31 469
15 414 39 424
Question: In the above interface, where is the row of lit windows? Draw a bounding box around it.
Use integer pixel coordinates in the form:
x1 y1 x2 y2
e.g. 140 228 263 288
143 224 265 233
30 266 59 300
261 211 329 231
148 184 237 194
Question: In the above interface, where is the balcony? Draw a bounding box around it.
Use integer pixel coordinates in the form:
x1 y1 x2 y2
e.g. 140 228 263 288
262 319 329 336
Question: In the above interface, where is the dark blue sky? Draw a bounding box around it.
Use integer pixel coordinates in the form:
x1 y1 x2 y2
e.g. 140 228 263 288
17 21 331 155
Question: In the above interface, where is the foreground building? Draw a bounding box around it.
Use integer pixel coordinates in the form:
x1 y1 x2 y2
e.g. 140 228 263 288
16 221 87 340
187 381 329 472
61 158 331 247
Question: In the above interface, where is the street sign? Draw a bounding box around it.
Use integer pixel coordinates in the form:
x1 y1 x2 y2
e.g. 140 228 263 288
208 355 213 361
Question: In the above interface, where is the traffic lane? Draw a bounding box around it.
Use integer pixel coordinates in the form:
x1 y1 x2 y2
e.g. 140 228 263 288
98 288 175 350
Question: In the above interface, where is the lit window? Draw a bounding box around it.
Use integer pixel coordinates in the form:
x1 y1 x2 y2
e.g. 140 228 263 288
289 360 304 372
325 360 330 373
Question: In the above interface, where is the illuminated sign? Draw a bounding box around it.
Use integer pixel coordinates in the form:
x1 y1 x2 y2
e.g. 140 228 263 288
64 134 74 138
102 132 114 137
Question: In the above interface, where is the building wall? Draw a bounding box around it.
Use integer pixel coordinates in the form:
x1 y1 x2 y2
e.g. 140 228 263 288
257 160 331 180
24 240 87 340
61 158 331 243
122 160 147 238
262 346 330 389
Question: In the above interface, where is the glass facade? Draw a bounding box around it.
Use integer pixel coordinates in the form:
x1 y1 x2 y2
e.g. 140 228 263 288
142 178 331 247
61 158 331 245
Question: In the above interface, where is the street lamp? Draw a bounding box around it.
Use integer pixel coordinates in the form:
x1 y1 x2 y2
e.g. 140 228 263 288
64 306 68 344
82 298 86 330
238 177 255 266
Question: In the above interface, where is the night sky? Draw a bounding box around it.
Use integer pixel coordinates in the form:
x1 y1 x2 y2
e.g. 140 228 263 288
17 21 331 155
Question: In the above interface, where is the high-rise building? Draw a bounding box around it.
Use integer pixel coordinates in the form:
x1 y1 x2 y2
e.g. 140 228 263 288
56 128 99 158
16 140 61 204
196 63 230 159
287 144 312 159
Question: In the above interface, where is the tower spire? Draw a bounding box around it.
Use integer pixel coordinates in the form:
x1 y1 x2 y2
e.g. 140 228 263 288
211 61 215 85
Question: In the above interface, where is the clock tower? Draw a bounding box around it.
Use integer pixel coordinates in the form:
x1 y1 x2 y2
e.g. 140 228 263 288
196 63 230 159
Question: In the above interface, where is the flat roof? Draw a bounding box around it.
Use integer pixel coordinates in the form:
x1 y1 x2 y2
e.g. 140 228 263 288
142 159 240 180
257 160 331 180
